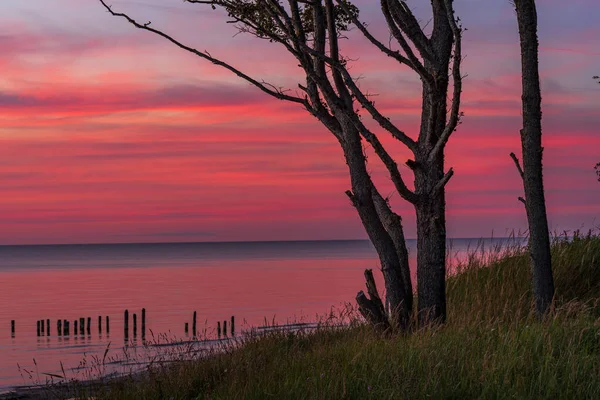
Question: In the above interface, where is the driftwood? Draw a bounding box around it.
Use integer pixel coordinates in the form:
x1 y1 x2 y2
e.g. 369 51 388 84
356 269 390 332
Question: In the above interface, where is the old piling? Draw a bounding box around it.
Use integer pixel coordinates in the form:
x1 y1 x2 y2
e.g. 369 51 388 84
46 319 50 336
141 308 146 340
37 320 40 336
124 310 129 340
74 320 77 336
57 320 62 336
64 320 69 336
40 319 44 335
192 311 197 337
223 320 227 337
106 316 110 334
184 322 189 335
231 316 235 336
133 313 137 337
87 317 91 335
217 321 221 338
11 320 15 337
98 316 102 334
79 318 84 335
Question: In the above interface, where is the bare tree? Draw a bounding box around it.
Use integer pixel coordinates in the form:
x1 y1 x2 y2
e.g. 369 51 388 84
98 0 463 329
510 0 554 317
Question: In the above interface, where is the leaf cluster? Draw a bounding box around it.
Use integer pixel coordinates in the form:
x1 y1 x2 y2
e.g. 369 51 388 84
212 0 359 39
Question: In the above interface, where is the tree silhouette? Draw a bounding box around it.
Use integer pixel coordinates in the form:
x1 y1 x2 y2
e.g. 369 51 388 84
510 0 555 317
98 0 464 329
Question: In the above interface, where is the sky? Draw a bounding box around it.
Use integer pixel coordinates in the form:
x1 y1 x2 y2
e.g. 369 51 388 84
0 0 598 245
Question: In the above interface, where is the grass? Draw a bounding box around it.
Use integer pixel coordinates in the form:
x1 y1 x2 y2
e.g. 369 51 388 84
29 232 600 399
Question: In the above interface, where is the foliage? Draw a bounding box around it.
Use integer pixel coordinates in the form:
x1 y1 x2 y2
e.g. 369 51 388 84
193 0 359 39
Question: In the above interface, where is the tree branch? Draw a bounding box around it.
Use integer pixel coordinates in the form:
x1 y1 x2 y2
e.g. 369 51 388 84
428 0 463 163
334 0 415 69
371 187 412 299
380 0 433 84
510 152 525 181
386 0 435 63
348 114 419 204
98 0 308 106
325 0 353 109
431 167 454 196
298 42 417 151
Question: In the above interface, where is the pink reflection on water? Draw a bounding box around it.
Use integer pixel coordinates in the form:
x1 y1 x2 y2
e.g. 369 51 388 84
0 256 389 390
0 237 521 391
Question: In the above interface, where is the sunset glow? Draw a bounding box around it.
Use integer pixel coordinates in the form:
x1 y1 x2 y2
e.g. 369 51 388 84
0 0 598 244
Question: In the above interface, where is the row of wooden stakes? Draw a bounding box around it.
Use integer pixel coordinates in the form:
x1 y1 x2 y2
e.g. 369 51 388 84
10 309 236 339
185 312 236 338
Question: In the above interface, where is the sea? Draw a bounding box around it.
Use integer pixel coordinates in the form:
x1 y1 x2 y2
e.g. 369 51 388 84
0 238 524 392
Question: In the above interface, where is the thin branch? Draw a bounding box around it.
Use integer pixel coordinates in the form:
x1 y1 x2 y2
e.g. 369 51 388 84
334 0 415 69
518 196 527 206
431 167 454 196
298 42 417 151
428 0 463 163
98 0 307 106
348 114 419 204
380 0 433 84
386 0 435 63
510 152 525 180
325 0 353 109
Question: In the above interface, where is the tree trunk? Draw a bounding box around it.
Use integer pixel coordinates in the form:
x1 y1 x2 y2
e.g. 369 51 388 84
514 0 555 317
414 140 447 324
341 121 412 330
415 193 447 324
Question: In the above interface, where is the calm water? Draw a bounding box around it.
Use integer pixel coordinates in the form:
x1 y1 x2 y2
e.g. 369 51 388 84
0 238 522 392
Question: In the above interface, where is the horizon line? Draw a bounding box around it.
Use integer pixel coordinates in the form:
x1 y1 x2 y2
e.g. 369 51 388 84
0 236 527 248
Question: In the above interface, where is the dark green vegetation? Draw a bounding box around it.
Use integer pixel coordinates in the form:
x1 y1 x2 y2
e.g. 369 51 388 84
14 234 600 399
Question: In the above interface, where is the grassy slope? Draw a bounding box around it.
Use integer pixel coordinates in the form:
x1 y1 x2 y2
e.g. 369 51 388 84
94 234 600 399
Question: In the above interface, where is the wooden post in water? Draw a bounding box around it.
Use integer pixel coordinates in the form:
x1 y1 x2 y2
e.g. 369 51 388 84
133 313 137 338
46 319 50 336
74 320 77 336
86 317 90 335
184 322 189 335
217 321 221 338
98 316 102 334
124 310 129 340
106 316 110 334
64 320 69 336
11 320 15 337
79 318 85 335
192 311 197 337
223 320 227 337
141 308 146 340
231 316 235 336
41 319 44 335
37 320 40 336
57 320 62 336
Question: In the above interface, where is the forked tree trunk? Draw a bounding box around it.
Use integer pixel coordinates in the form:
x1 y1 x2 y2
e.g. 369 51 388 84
514 0 555 317
99 0 463 332
342 121 412 330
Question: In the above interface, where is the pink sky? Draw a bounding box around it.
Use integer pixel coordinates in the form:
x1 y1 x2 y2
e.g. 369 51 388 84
0 0 598 245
